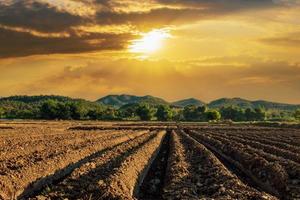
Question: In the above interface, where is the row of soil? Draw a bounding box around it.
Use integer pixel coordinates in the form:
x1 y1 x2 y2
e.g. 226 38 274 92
68 125 168 132
28 131 166 200
197 131 300 177
0 127 69 148
0 130 135 161
188 130 299 199
163 130 276 200
191 130 300 199
193 126 300 141
216 130 300 154
203 130 300 163
213 128 300 150
138 130 171 199
0 130 139 174
0 125 67 139
0 130 146 200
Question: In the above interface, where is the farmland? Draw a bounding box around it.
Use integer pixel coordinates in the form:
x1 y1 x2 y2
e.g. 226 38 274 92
0 121 299 200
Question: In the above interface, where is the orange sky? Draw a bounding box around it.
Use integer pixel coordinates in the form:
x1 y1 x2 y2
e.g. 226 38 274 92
0 0 299 103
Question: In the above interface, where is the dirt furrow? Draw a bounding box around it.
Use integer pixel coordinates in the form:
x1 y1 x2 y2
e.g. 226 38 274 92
207 129 300 154
191 130 300 199
29 131 164 200
163 130 276 200
188 130 292 199
204 131 300 163
100 131 165 199
0 130 146 200
0 130 133 161
138 130 171 200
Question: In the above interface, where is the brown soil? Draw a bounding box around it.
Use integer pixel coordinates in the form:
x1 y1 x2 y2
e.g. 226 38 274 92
0 122 299 200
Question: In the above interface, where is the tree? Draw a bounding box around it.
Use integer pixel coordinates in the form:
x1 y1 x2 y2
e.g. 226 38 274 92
69 102 87 120
294 109 300 120
136 104 153 121
196 105 207 113
183 105 207 121
220 106 245 121
206 110 221 121
245 108 256 121
254 108 266 121
0 107 4 118
102 108 119 120
156 105 173 121
40 100 59 119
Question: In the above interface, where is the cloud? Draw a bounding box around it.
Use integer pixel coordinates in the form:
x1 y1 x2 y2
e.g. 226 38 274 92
0 0 298 58
0 27 135 58
260 32 300 48
0 0 86 33
7 56 300 103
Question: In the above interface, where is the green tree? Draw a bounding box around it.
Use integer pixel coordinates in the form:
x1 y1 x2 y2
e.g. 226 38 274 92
245 108 256 121
69 102 88 120
206 110 221 121
183 105 207 121
197 105 207 113
102 108 119 120
294 109 300 120
156 105 173 121
220 106 245 121
0 107 4 118
40 100 59 119
254 108 266 121
136 104 153 121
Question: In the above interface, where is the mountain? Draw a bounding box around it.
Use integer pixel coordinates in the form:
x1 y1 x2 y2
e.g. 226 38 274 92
208 98 252 108
252 100 299 111
97 95 169 107
172 98 205 107
2 95 298 111
208 98 299 111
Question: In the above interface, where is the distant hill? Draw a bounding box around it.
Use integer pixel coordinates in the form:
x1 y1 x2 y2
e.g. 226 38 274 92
1 95 298 111
208 98 299 111
97 94 169 107
0 95 81 103
172 98 205 107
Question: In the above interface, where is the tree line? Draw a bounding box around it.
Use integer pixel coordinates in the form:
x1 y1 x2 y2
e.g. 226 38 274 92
1 98 299 121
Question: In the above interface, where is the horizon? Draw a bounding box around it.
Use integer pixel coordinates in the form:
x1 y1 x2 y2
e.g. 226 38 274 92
0 0 300 104
1 93 299 105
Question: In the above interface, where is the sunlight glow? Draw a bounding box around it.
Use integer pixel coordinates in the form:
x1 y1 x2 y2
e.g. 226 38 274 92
129 29 171 54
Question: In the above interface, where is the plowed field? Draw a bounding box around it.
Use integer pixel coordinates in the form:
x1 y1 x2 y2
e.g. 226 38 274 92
0 121 299 200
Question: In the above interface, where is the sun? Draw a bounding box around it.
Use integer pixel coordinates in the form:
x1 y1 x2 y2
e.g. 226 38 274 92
129 29 171 54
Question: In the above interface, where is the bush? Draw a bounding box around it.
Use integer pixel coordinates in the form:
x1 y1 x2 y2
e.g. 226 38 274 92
156 105 173 121
136 104 154 121
206 110 221 121
294 109 300 120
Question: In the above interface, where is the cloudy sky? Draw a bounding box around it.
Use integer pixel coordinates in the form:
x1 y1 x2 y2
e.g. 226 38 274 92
0 0 299 103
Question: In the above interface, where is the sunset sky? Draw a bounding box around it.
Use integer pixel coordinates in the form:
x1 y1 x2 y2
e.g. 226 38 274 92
0 0 300 103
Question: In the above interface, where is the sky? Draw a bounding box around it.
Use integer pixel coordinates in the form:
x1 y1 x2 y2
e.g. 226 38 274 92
0 0 300 104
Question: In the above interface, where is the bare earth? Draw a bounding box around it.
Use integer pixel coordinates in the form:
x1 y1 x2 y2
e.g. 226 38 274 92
0 121 299 200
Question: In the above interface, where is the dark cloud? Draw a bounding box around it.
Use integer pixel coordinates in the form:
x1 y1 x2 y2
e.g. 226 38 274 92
95 8 206 27
0 27 135 58
0 0 86 33
93 0 280 27
156 0 276 7
0 0 295 58
260 32 300 48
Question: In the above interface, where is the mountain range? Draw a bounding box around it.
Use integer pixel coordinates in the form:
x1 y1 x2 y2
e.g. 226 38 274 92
0 94 299 111
96 95 299 111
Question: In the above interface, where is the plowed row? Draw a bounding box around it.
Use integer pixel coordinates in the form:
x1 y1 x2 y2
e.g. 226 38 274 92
0 126 148 199
188 129 300 199
0 122 299 200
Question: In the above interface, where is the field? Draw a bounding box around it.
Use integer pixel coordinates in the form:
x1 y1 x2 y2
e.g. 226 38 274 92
0 121 299 200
